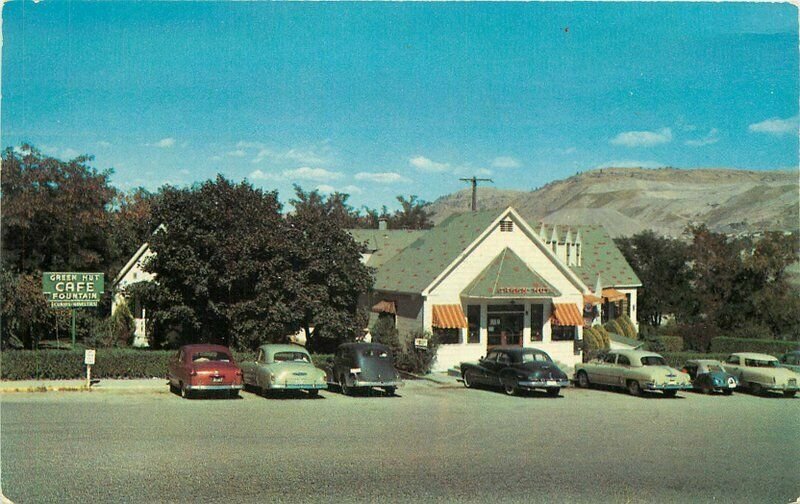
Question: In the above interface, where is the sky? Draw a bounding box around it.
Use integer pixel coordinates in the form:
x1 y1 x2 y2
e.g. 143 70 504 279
2 1 798 211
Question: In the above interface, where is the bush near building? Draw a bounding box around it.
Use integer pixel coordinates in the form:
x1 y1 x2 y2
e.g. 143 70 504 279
614 315 639 340
582 326 610 361
709 337 799 356
0 349 331 380
660 352 729 369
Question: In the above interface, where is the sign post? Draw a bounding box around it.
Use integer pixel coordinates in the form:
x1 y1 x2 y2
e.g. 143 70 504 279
42 272 104 348
84 349 96 389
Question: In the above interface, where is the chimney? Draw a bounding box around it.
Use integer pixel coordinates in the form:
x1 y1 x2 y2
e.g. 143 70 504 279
378 218 388 231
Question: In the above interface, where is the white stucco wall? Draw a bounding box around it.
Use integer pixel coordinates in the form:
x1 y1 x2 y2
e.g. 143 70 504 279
112 247 156 347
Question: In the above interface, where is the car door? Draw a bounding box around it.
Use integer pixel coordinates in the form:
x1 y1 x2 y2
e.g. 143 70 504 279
594 353 617 385
477 351 499 385
724 355 744 381
490 351 512 387
167 350 181 385
333 348 349 384
614 354 632 387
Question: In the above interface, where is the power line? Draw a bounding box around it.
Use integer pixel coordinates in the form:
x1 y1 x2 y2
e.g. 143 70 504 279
459 176 494 212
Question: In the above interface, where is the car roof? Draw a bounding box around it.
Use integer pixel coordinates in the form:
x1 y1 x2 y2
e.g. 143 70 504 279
489 346 547 355
339 342 391 352
257 343 309 354
180 344 232 353
612 349 663 359
731 352 778 360
686 359 722 366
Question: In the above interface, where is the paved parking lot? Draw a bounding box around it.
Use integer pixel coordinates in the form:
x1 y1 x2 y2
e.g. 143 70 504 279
2 381 798 503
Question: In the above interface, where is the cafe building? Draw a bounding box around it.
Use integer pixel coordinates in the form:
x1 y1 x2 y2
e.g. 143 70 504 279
350 207 641 372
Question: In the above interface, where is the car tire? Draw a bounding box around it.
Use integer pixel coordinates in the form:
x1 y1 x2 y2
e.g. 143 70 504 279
462 371 475 388
340 375 352 396
228 390 239 399
503 382 518 396
662 390 677 398
169 382 178 394
308 389 320 398
627 380 641 396
546 387 560 397
180 382 191 399
783 391 796 398
750 383 764 396
384 387 396 396
722 389 734 396
577 371 590 389
700 383 712 395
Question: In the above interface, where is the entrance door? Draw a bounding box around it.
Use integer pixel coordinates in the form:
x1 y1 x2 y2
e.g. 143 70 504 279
486 304 524 348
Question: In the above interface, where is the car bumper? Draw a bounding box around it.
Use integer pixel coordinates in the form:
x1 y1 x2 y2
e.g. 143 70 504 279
518 379 570 389
644 383 693 391
352 380 404 388
269 383 328 390
763 384 799 392
186 384 244 391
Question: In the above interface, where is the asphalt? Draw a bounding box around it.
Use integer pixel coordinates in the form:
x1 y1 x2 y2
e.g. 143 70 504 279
2 380 798 503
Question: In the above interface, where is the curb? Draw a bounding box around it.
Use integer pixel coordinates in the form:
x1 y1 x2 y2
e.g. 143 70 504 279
0 384 169 394
399 371 462 387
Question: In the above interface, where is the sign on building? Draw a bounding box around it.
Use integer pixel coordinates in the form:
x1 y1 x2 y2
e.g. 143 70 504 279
42 272 104 308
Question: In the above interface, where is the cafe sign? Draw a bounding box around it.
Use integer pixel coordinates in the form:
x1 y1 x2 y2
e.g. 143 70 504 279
42 272 104 308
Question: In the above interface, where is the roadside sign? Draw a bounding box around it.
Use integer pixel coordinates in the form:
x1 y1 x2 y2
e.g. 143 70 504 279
84 349 96 366
42 272 104 308
414 338 428 349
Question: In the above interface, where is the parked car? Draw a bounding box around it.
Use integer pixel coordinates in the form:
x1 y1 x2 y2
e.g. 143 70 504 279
325 342 403 396
575 349 692 397
167 344 243 399
240 344 327 397
681 359 738 395
778 350 800 373
722 353 799 397
461 346 569 396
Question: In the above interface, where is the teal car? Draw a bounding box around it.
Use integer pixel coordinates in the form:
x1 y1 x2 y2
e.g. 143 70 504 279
778 351 800 373
681 359 738 395
240 344 327 397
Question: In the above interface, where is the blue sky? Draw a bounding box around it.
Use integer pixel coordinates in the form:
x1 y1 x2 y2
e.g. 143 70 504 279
2 1 798 210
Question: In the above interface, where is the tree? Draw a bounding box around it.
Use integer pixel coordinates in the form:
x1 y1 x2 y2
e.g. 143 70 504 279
139 176 290 349
284 187 374 352
390 195 433 230
615 231 695 327
108 187 159 275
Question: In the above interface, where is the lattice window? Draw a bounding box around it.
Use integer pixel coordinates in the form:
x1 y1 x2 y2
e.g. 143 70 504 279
499 220 514 232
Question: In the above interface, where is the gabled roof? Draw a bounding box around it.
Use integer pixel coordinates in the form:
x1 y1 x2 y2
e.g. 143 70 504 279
372 209 506 293
539 223 641 287
348 229 428 269
112 241 151 287
462 248 561 298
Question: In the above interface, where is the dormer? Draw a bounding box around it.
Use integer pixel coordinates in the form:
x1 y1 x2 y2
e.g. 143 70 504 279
549 225 559 255
564 228 573 265
573 230 582 266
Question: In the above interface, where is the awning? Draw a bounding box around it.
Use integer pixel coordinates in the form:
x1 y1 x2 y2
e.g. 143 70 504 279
551 303 584 326
583 293 602 305
432 304 468 329
602 288 627 303
371 300 396 314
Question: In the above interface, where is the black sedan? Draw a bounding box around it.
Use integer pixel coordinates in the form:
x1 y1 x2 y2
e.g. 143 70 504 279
460 347 569 396
325 342 403 396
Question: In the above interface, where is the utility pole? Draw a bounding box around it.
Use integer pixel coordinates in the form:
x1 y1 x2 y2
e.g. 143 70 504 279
459 176 494 212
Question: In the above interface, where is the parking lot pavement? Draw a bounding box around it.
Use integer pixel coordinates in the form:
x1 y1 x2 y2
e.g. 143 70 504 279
0 378 167 393
2 381 798 503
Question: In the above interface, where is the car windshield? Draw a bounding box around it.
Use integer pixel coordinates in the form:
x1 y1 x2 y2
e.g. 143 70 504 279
191 351 231 363
362 349 390 359
640 356 667 366
273 352 311 363
745 358 780 368
520 351 551 363
706 364 724 373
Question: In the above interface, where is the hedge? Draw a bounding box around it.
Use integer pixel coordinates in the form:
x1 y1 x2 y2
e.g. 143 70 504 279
660 352 729 369
615 315 638 340
709 337 799 356
658 335 684 353
0 349 332 380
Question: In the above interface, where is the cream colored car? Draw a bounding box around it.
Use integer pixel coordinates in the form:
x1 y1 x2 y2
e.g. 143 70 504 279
723 353 799 398
575 349 692 397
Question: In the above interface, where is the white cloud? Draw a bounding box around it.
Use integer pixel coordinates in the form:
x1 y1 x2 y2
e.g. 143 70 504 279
748 116 798 136
453 166 492 177
315 184 336 193
316 184 363 195
236 141 265 149
248 169 279 181
60 148 80 159
410 155 450 172
179 169 190 175
354 172 410 184
594 160 665 169
226 150 246 157
610 128 673 147
210 155 223 162
283 167 342 182
341 185 363 194
153 137 176 148
96 141 112 148
685 128 720 147
491 156 521 168
250 145 330 166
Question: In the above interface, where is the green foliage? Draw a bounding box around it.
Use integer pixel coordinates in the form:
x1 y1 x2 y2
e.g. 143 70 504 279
582 326 610 361
615 315 638 340
660 322 721 353
0 349 331 380
390 195 434 230
1 269 55 349
604 319 624 337
659 352 730 369
657 335 684 352
371 316 400 351
394 330 439 374
709 337 799 356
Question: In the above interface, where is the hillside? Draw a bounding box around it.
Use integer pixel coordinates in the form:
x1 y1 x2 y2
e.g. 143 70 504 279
428 167 799 238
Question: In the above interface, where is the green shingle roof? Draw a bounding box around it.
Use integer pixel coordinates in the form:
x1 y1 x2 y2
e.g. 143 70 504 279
348 229 428 269
462 248 561 298
372 209 506 293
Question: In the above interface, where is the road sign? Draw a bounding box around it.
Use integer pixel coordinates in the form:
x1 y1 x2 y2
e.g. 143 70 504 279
84 349 96 365
42 272 104 307
414 338 428 349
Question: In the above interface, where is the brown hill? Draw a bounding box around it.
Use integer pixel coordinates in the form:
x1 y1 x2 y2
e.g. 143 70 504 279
428 167 799 238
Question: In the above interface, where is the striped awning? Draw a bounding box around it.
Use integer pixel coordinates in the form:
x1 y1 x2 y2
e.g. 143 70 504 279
602 288 627 302
432 304 467 329
583 293 603 305
371 300 396 314
551 303 584 326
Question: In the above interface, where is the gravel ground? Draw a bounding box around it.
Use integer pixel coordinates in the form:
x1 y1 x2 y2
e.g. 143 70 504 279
1 381 798 504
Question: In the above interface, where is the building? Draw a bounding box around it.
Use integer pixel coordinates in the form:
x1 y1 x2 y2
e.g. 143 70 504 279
350 207 641 372
111 241 155 347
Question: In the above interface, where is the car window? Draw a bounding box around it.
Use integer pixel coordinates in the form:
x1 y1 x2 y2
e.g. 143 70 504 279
257 350 264 363
274 352 311 363
483 352 498 363
521 352 550 363
498 353 511 365
617 355 631 366
726 355 740 365
745 358 779 368
191 351 231 363
362 349 390 359
604 353 617 364
707 364 723 373
640 356 667 366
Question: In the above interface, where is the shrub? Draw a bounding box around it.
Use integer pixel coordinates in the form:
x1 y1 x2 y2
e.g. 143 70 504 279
394 330 439 374
727 321 774 341
660 352 729 369
604 319 624 337
709 337 799 356
615 315 638 340
582 326 610 361
658 335 684 352
371 316 400 351
667 323 722 352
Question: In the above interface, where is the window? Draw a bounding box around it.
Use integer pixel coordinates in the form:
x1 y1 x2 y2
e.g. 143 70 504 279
467 305 481 344
530 304 543 342
497 353 511 365
726 355 740 365
604 353 617 364
274 352 311 363
617 355 631 366
191 351 231 363
575 244 581 266
521 351 551 363
488 304 524 313
566 243 572 265
435 327 461 345
552 325 576 341
641 356 667 366
500 220 514 232
257 350 265 363
483 351 499 363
